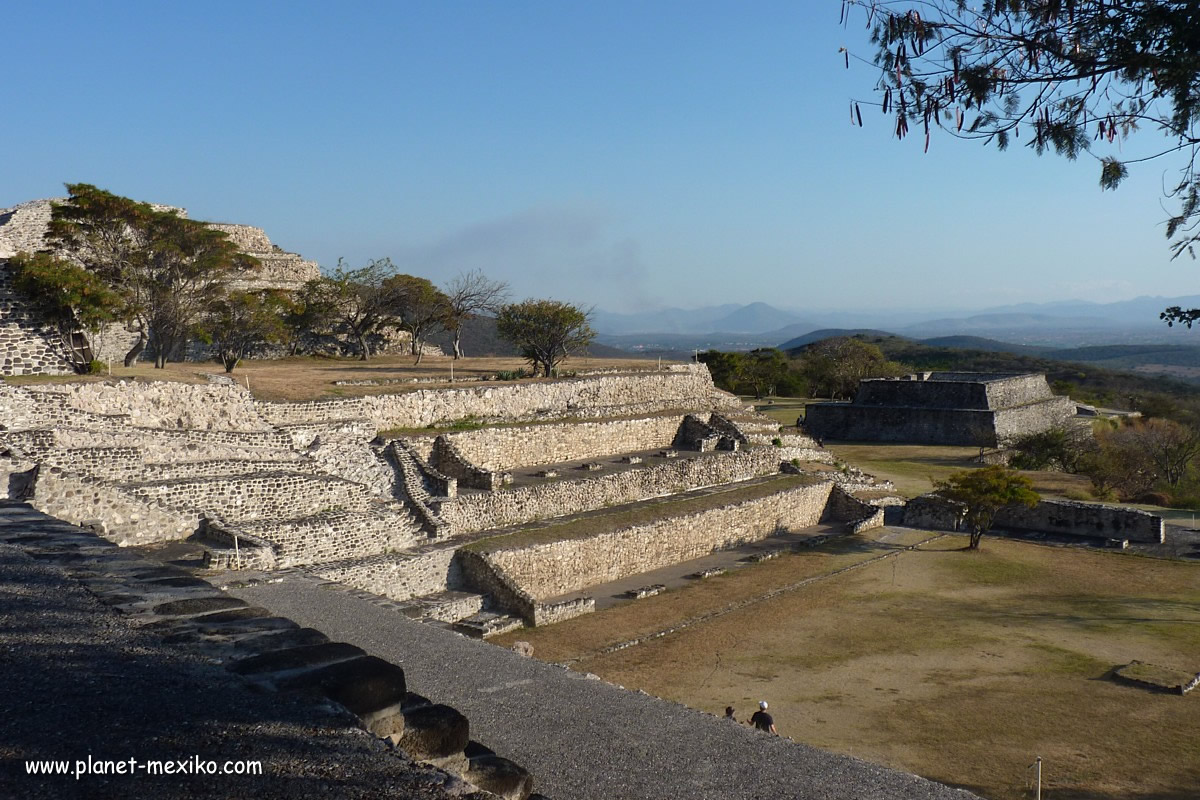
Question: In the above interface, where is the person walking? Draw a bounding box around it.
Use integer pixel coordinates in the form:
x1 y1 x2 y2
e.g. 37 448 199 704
749 700 776 734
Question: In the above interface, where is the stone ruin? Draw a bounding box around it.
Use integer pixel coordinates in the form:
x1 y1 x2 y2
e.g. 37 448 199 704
804 371 1077 446
0 198 321 375
0 364 893 637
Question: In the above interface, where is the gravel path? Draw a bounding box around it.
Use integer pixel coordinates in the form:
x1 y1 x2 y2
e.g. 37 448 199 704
232 574 981 800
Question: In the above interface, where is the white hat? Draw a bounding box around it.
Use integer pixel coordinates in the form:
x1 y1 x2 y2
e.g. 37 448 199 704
759 701 768 709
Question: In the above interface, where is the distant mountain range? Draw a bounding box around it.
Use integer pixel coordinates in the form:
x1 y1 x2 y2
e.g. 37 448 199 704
592 296 1200 351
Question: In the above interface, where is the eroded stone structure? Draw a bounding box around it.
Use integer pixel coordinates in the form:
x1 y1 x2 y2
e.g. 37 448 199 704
0 198 320 374
904 493 1165 543
0 365 879 635
805 371 1077 446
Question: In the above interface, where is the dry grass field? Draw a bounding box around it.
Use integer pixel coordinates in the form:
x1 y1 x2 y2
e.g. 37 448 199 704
6 354 669 403
496 533 1200 800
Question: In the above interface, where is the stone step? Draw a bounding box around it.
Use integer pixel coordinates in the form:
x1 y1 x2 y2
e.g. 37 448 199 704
452 610 525 639
392 590 485 624
214 506 425 569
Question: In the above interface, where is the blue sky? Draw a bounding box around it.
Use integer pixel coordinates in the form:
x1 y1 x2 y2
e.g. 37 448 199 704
3 1 1193 312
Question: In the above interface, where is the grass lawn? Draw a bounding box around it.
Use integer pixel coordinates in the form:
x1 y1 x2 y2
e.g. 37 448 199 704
6 354 675 403
497 534 1200 800
825 442 1094 500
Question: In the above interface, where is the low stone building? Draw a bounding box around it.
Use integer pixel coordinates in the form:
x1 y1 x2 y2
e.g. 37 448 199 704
804 371 1076 446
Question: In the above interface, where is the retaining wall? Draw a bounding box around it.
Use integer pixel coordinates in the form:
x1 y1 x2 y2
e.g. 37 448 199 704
126 472 373 520
903 494 1165 543
436 447 820 534
443 415 686 472
308 546 462 603
222 508 424 568
478 480 835 600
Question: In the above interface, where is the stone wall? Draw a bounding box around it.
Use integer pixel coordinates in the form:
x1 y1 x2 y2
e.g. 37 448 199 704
820 485 886 533
903 494 1165 543
804 399 1074 447
23 380 274 431
216 507 424 568
205 222 320 290
854 373 1053 410
32 467 201 546
443 415 687 472
477 480 835 600
259 365 737 430
308 546 462 603
0 266 77 376
436 446 821 535
992 397 1078 442
125 472 373 520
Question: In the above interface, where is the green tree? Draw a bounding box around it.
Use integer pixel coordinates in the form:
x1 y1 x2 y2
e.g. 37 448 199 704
443 270 510 359
742 348 791 399
799 337 904 398
697 350 747 392
42 184 156 365
41 183 254 368
1127 417 1200 488
7 251 125 371
934 465 1040 549
300 258 400 360
139 211 252 368
1007 425 1096 473
199 290 290 373
383 274 450 364
848 1 1200 262
495 299 594 377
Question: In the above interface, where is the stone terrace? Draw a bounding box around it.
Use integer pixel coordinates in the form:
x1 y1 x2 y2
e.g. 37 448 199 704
0 365 882 636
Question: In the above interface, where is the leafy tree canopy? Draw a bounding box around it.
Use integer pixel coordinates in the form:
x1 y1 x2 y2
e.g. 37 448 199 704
934 464 1040 549
496 299 594 377
846 1 1200 260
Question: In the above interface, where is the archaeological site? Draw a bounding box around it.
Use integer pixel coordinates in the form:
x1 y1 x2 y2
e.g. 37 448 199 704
2 196 1192 800
805 371 1078 446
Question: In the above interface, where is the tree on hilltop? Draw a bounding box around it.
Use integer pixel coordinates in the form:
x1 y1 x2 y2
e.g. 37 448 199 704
7 251 125 371
199 290 291 373
384 274 450 364
40 183 254 368
496 299 594 377
844 1 1200 319
300 258 402 361
934 465 1040 549
443 270 510 359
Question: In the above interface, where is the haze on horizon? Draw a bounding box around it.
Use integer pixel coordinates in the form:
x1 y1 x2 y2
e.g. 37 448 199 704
4 2 1196 315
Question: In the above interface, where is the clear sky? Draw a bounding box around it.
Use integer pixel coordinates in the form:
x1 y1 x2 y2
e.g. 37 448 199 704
3 1 1194 313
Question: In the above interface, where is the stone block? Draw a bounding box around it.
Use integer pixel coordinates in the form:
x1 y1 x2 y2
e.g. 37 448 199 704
151 595 248 617
398 703 470 760
466 755 534 800
227 641 367 676
281 656 408 724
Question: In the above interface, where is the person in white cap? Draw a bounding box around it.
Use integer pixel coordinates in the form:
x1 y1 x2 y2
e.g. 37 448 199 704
749 700 776 734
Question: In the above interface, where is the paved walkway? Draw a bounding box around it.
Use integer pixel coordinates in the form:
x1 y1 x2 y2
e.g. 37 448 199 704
232 574 979 800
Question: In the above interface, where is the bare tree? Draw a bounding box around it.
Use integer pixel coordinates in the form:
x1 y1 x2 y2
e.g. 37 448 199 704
443 270 510 359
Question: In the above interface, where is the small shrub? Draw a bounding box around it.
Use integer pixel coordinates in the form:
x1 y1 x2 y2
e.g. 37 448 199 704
85 359 106 375
494 369 528 381
1062 489 1093 502
1132 491 1171 507
791 458 801 467
771 437 783 447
